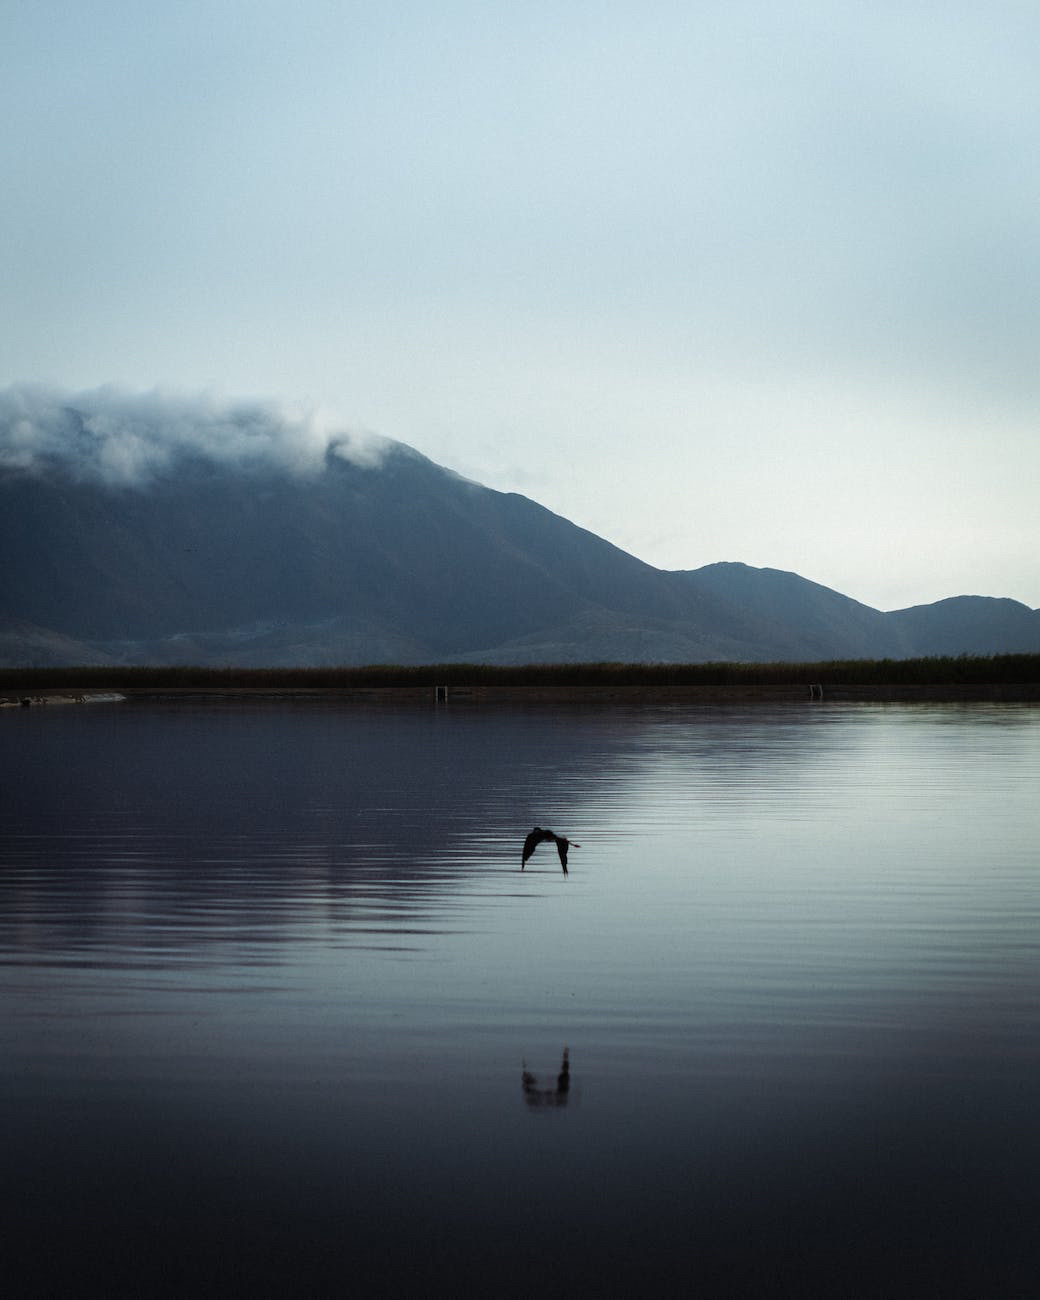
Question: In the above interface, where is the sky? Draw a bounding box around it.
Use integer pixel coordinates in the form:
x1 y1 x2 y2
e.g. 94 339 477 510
3 0 1038 611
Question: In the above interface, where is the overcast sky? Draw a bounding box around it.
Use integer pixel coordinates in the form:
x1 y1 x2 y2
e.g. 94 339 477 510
3 1 1038 610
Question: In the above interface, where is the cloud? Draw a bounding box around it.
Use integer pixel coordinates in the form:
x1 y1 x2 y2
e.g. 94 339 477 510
0 384 388 485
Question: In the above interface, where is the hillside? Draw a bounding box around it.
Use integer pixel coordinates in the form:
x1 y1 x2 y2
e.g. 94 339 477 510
2 431 1038 666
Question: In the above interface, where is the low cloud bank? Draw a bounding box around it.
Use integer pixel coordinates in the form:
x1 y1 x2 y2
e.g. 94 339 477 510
0 384 387 485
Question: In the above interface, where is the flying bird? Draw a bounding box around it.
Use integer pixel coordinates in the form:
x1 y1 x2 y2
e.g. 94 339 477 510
521 827 581 874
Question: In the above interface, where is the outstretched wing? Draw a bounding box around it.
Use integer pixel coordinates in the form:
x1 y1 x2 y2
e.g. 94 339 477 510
522 827 548 866
555 837 569 872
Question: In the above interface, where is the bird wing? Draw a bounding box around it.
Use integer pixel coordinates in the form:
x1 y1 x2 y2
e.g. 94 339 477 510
555 837 569 871
522 828 546 865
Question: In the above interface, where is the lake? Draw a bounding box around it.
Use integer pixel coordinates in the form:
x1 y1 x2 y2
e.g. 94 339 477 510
3 697 1038 1296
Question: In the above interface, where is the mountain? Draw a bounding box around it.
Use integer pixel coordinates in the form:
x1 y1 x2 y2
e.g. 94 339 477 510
887 596 1040 657
0 617 114 668
676 563 911 661
2 435 1038 667
1 442 745 663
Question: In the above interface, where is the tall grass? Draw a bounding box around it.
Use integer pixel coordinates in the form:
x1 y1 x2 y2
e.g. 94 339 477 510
3 654 1038 691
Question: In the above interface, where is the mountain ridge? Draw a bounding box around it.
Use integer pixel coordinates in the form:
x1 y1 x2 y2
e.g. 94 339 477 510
3 433 1038 667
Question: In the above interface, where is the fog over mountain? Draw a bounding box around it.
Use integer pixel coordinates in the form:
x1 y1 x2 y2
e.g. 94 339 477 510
3 387 1038 667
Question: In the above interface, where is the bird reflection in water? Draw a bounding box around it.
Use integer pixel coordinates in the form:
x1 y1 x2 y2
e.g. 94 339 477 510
521 1048 572 1109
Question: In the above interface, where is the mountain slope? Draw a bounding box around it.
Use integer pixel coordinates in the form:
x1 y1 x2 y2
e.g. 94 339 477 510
676 562 913 661
2 435 1038 666
1 441 743 663
888 596 1040 656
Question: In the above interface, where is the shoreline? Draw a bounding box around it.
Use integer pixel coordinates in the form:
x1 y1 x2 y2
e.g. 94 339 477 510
4 682 1039 707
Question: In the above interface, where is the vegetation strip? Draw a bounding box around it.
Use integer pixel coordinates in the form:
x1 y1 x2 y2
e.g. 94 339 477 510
2 654 1038 695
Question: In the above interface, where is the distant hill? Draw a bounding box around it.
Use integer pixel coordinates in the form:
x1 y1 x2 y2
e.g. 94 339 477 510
0 617 114 668
2 423 1038 667
676 563 911 661
887 596 1040 657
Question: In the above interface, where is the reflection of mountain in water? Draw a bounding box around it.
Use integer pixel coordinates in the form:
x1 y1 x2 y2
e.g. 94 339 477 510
3 699 855 964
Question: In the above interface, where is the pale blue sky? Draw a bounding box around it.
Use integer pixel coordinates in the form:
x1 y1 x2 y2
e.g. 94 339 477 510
3 1 1038 609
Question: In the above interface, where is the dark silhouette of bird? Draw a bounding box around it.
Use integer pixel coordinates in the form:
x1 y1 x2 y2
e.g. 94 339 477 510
521 827 581 874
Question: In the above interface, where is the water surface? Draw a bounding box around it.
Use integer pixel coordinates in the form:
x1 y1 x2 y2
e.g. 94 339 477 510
3 699 1038 1295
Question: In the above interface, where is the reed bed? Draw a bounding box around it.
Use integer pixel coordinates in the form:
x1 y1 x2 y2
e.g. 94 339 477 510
3 654 1038 693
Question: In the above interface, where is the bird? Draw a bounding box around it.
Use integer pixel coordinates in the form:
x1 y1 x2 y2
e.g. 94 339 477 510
521 827 581 874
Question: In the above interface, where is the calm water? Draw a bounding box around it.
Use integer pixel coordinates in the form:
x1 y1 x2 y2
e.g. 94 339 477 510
3 698 1039 1296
